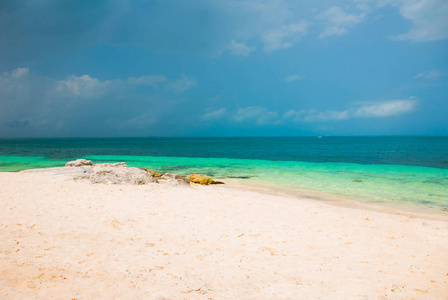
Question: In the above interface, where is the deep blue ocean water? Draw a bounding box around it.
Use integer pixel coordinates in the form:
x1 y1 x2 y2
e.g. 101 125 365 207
1 136 447 210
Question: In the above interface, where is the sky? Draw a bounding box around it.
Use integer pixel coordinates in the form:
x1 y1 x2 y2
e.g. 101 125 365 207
0 0 447 137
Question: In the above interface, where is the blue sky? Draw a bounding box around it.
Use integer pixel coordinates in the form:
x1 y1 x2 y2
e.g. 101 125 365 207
0 0 447 137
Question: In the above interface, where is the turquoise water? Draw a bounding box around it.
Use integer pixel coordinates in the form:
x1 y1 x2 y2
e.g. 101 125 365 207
89 155 448 210
1 137 447 211
0 155 68 172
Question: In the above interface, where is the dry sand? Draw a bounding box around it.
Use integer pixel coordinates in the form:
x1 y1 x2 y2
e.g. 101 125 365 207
0 170 447 299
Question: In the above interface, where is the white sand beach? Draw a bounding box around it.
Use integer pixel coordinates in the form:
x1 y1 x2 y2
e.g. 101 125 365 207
1 170 447 299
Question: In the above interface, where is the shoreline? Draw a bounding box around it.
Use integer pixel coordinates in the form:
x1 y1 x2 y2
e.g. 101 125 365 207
1 160 448 222
1 169 448 298
2 164 448 221
5 167 448 222
224 178 448 222
1 153 447 216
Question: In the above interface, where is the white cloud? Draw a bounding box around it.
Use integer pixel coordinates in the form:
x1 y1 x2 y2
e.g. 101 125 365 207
262 21 309 52
284 109 350 122
354 2 374 12
128 74 196 92
229 40 254 56
8 69 196 100
55 75 109 98
128 75 167 86
2 67 30 80
203 100 416 127
353 100 417 117
202 108 227 120
391 0 448 42
284 74 306 82
414 70 444 79
317 6 365 38
165 74 196 93
285 100 417 122
233 106 279 124
10 68 29 78
350 0 448 42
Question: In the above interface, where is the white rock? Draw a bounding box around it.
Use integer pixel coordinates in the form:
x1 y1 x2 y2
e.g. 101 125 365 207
65 159 94 167
89 164 154 185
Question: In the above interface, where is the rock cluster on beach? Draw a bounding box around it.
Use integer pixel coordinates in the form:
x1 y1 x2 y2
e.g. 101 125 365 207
64 159 222 186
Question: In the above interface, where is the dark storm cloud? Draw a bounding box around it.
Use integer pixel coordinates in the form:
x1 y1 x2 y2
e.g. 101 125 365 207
0 68 198 137
0 0 307 64
3 120 29 128
0 0 117 63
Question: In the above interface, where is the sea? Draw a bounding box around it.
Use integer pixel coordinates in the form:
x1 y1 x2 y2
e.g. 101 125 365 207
1 136 447 212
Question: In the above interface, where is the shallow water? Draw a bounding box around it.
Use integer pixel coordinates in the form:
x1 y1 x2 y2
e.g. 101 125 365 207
1 137 447 211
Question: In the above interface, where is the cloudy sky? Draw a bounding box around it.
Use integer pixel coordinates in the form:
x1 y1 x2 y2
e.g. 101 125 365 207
0 0 447 137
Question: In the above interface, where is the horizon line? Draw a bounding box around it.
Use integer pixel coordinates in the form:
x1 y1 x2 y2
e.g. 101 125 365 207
1 134 448 140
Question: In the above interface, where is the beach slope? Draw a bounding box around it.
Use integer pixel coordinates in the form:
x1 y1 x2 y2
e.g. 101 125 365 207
0 170 447 299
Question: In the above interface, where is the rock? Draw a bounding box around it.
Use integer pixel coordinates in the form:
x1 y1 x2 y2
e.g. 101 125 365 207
64 160 222 186
89 170 118 184
157 173 190 185
189 174 220 185
28 161 219 187
175 174 190 184
65 159 93 167
141 168 155 176
88 164 155 185
95 162 128 168
122 167 154 185
73 166 94 180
